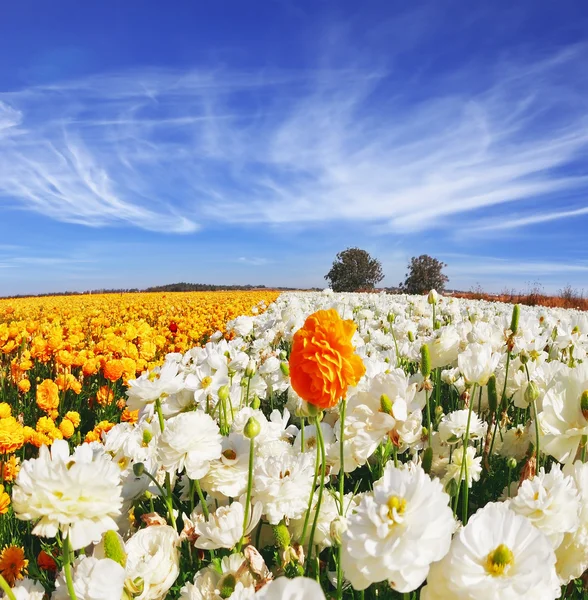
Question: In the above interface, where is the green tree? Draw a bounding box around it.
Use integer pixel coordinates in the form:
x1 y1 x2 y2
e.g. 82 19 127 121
400 254 449 294
325 248 384 292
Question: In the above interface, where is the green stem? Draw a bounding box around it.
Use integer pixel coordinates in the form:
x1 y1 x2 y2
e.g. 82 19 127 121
155 397 165 432
194 479 209 520
300 417 305 451
425 389 432 447
0 574 16 600
459 383 476 524
300 422 321 547
337 398 347 599
583 436 588 463
306 415 326 576
63 534 78 600
237 436 255 552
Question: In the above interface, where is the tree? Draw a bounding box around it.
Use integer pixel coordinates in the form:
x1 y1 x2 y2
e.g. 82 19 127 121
325 247 384 292
400 254 448 294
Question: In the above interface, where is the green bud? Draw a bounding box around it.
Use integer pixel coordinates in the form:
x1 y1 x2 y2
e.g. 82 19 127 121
280 361 290 377
524 381 540 405
244 416 261 439
387 313 395 324
420 344 431 379
245 359 256 378
428 289 439 305
330 516 346 546
519 351 529 365
142 429 152 446
218 385 230 402
581 390 588 420
219 574 237 599
422 446 433 474
132 462 145 477
408 330 414 343
272 521 291 549
250 394 261 410
510 304 520 335
380 394 393 415
507 457 518 470
434 320 441 330
487 374 498 415
103 530 127 568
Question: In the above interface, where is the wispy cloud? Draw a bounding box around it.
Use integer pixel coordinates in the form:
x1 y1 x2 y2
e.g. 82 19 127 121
1 44 588 234
468 205 588 232
237 256 271 266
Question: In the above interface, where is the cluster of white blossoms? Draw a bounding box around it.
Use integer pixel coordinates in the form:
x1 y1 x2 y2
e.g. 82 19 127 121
9 289 588 599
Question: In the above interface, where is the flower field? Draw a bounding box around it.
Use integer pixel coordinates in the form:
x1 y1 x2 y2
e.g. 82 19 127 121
2 289 588 599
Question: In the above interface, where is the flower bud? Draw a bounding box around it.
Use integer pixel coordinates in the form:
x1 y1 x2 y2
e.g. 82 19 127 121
428 289 438 305
272 521 291 549
387 313 395 324
487 374 498 415
219 574 237 599
507 457 518 470
510 304 520 335
280 361 290 377
244 417 261 439
245 360 256 378
250 394 261 410
524 381 540 405
142 429 152 446
103 530 127 567
380 394 393 415
581 390 588 421
330 516 347 546
519 351 529 365
420 344 431 379
408 330 414 342
422 446 433 474
132 462 145 477
299 401 322 419
218 385 230 403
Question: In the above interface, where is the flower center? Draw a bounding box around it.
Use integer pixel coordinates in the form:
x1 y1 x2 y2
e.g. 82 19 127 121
386 495 407 524
485 544 514 576
148 372 160 382
222 449 237 460
201 376 213 389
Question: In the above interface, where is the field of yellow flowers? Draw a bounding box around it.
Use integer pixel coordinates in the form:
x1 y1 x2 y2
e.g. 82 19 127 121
0 290 278 589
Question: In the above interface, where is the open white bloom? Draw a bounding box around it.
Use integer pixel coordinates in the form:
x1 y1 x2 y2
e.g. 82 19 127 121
8 578 45 600
539 363 588 463
341 462 455 592
507 464 579 550
556 460 588 583
126 361 185 411
496 423 532 460
438 409 487 444
52 556 125 600
429 326 461 369
422 502 560 600
442 445 482 490
201 433 251 499
158 410 222 478
125 525 180 600
253 452 315 524
12 439 122 550
289 491 340 551
458 342 500 386
256 577 326 599
179 553 256 600
194 499 262 550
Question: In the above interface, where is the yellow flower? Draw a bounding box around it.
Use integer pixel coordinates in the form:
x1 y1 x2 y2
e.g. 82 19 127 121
36 379 60 413
59 419 75 439
0 485 10 514
64 411 81 428
0 403 11 419
0 417 25 454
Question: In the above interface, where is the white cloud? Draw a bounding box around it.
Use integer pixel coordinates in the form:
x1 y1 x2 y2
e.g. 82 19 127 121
468 205 588 232
0 45 587 234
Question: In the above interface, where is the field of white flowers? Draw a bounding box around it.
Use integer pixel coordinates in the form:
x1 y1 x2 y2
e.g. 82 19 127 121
5 289 588 599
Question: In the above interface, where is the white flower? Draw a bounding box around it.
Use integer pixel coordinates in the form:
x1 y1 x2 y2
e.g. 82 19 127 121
496 423 532 460
341 462 455 592
230 315 255 337
201 433 251 498
158 410 222 478
442 445 482 490
9 578 45 600
125 525 180 600
179 554 256 600
422 502 560 600
255 577 326 599
52 557 125 600
289 491 340 551
539 363 588 463
458 343 500 386
253 452 316 524
507 463 580 550
126 361 185 411
429 326 460 369
12 440 122 550
438 409 487 444
194 500 262 550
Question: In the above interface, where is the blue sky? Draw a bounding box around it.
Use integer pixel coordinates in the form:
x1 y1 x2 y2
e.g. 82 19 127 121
2 0 588 296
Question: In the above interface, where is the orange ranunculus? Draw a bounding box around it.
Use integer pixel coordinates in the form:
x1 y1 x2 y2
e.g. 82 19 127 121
36 379 60 413
103 359 124 382
289 308 365 410
0 417 25 454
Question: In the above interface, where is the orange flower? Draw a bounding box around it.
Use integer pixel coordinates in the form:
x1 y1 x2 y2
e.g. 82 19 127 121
59 419 75 439
64 411 81 428
0 403 11 419
0 545 28 586
1 456 20 482
289 309 365 410
0 417 25 454
0 485 10 514
17 379 31 394
95 385 115 407
121 408 139 423
103 359 124 382
36 379 60 413
38 550 57 572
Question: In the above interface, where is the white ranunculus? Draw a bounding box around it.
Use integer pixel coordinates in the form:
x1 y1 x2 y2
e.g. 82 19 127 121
442 445 482 489
458 342 500 386
422 502 560 600
341 462 455 592
438 409 487 444
11 440 122 550
52 556 125 600
10 578 46 600
125 525 180 600
157 410 222 479
126 361 185 411
256 577 326 599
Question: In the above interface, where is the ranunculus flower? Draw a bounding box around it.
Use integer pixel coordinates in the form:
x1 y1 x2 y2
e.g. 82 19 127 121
289 309 365 409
